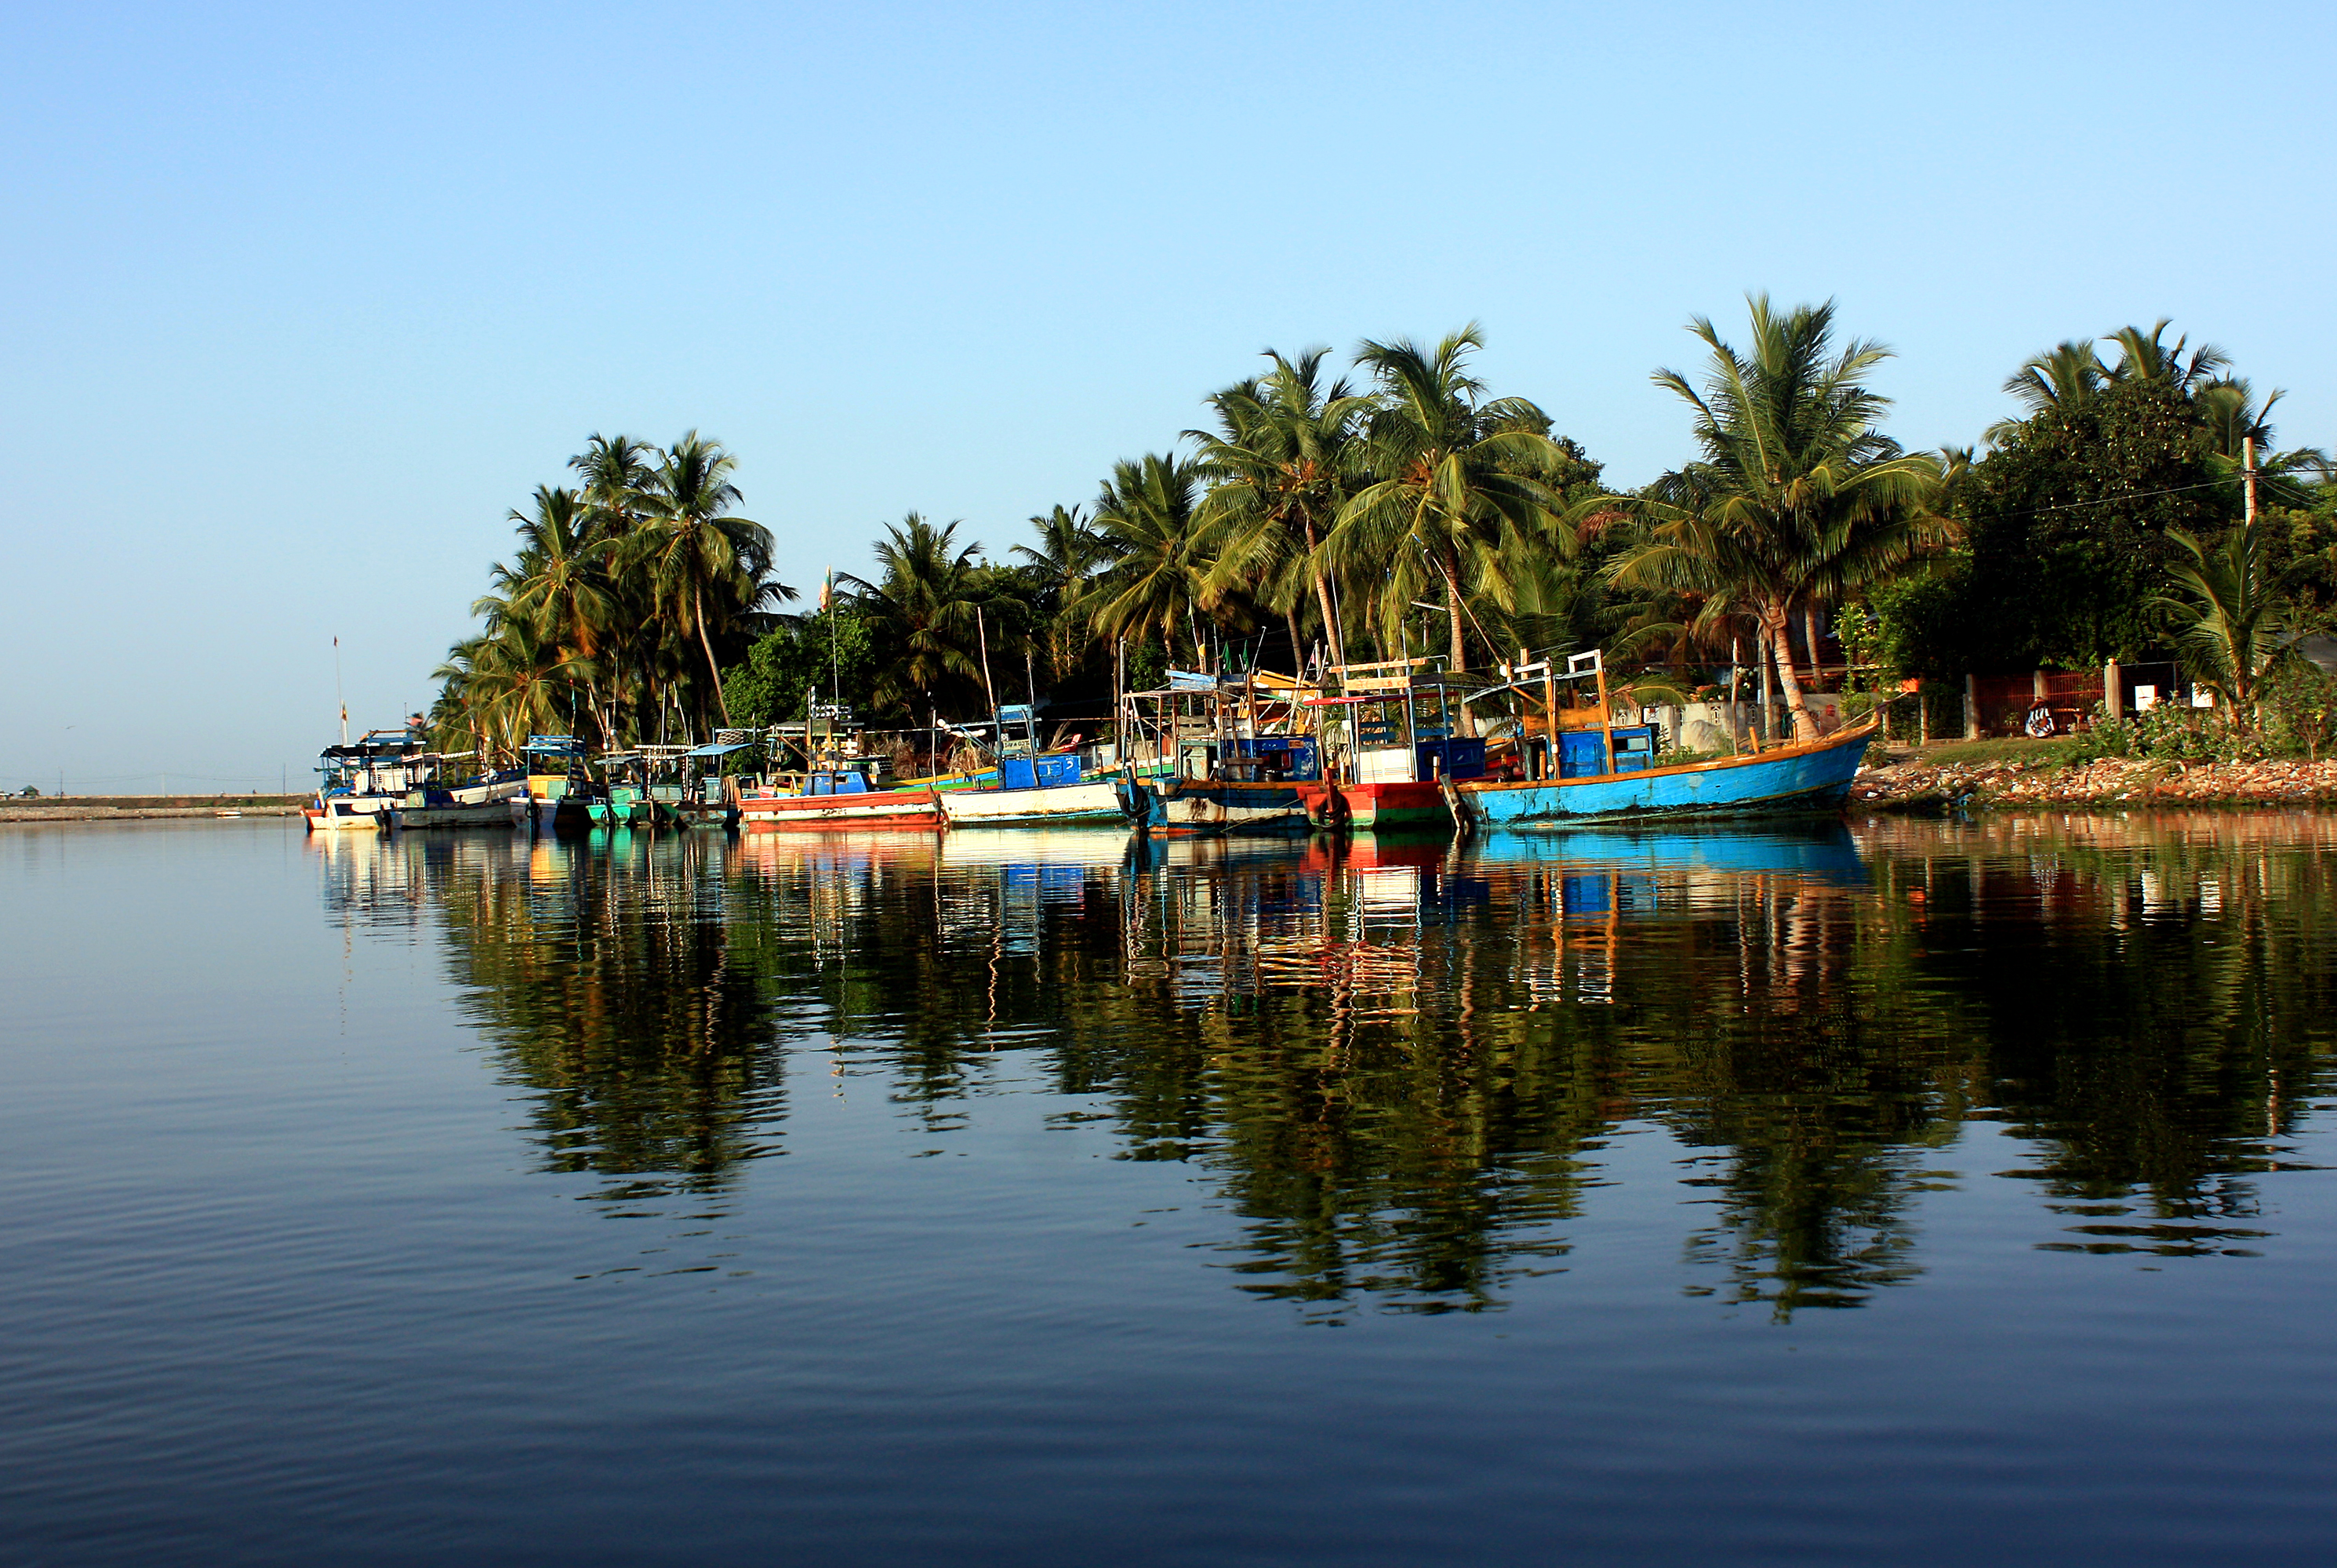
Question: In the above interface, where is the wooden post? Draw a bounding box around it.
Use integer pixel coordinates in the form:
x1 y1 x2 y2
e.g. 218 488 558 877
1964 673 1980 740
1918 684 1930 746
1543 657 1557 780
2104 659 2123 723
1594 657 1615 776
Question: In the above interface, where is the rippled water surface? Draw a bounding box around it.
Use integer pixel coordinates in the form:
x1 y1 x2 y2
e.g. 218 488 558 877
5 814 2336 1563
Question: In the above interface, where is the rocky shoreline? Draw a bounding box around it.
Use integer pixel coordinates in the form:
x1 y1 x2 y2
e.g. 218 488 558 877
1851 752 2337 812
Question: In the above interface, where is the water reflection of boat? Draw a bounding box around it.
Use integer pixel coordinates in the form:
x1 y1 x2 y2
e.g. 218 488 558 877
732 827 945 878
937 826 1134 869
1463 822 1869 887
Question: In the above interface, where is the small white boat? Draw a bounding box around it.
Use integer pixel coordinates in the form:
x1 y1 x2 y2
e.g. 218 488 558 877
933 705 1125 827
304 728 417 830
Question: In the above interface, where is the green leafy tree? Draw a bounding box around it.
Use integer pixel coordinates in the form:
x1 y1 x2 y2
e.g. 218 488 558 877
1957 376 2229 669
723 612 883 726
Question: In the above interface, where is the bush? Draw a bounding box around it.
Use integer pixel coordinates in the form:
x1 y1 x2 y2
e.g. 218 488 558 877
2067 702 2269 765
2262 660 2337 761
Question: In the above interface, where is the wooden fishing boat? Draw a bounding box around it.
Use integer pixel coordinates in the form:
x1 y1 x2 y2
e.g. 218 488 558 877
513 736 601 835
738 770 943 829
587 753 661 829
305 730 430 832
933 705 1124 827
1121 772 1312 837
1451 720 1877 828
1115 676 1319 838
1292 662 1481 832
1441 646 1876 829
386 759 526 830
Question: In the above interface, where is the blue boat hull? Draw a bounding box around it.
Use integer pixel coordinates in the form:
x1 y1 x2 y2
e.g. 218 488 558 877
1454 724 1875 829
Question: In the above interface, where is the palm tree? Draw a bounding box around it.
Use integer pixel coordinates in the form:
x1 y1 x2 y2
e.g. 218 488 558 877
1604 296 1941 742
1987 340 2108 445
843 514 989 715
1190 348 1374 668
1328 325 1577 689
569 432 658 528
487 485 617 741
2151 523 2290 728
1089 453 1211 672
2105 319 2229 391
1011 505 1113 677
629 432 787 728
461 617 587 754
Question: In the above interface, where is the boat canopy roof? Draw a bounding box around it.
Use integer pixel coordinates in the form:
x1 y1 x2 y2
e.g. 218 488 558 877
317 735 425 760
687 741 757 757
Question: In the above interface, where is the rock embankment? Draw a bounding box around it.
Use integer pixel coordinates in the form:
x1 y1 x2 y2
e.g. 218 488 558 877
1852 755 2337 811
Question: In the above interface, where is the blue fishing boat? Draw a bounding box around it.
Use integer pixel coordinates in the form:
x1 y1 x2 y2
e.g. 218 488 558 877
1450 720 1877 829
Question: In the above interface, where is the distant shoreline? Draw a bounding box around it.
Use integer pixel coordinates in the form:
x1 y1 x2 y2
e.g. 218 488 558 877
1 796 305 826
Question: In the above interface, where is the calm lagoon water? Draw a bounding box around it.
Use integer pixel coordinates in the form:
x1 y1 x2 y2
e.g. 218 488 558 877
4 814 2335 1564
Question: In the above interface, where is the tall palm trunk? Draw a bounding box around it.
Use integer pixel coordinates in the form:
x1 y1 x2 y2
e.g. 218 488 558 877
1437 550 1477 737
1301 518 1344 670
693 580 731 725
1765 608 1819 742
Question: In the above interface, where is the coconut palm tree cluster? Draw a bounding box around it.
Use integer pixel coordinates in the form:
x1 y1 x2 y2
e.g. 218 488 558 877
794 327 1616 734
429 433 791 757
426 301 2332 753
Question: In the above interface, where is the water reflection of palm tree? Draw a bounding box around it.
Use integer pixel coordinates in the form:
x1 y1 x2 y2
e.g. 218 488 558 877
390 813 2330 1317
431 836 787 1200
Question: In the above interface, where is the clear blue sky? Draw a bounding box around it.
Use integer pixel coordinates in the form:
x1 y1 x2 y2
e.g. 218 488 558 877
5 2 2331 793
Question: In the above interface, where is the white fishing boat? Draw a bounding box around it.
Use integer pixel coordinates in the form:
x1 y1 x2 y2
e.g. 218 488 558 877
304 730 429 832
385 755 528 830
934 705 1124 828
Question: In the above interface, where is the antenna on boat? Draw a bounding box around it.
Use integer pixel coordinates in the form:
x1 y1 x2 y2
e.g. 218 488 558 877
333 635 348 747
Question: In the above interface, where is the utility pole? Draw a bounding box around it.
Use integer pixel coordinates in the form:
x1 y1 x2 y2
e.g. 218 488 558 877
2244 435 2259 527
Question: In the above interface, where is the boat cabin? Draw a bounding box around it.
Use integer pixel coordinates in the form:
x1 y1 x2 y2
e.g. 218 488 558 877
1555 725 1658 777
521 735 590 800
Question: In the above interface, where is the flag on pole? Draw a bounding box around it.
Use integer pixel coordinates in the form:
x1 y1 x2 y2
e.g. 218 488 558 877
818 568 834 614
